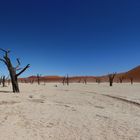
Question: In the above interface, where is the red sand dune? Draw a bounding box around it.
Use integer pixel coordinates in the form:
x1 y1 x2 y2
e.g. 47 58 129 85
125 65 140 81
19 65 140 83
96 65 140 82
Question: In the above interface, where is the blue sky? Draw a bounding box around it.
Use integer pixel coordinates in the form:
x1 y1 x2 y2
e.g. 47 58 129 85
0 0 140 77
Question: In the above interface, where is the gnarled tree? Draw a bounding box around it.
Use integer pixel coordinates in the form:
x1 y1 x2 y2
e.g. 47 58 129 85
108 73 116 87
0 48 30 93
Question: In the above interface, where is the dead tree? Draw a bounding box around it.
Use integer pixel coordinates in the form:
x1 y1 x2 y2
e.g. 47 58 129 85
0 76 2 85
119 76 125 83
62 77 66 85
66 75 69 86
108 73 116 87
0 48 30 93
130 77 133 85
95 77 101 84
84 77 87 84
2 76 6 87
37 74 41 85
78 78 81 83
119 77 122 83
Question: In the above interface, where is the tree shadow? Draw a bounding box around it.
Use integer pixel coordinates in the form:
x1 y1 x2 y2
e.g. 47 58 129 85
0 91 12 93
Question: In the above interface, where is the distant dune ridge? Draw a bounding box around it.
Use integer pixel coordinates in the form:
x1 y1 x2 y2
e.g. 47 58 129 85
19 65 140 83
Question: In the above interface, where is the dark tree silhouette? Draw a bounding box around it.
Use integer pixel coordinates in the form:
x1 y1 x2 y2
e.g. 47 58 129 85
66 75 69 86
62 75 69 85
2 76 6 87
0 76 2 85
119 76 124 83
95 77 101 84
130 77 133 85
37 74 41 85
62 77 66 85
108 73 116 86
0 48 30 93
84 77 87 84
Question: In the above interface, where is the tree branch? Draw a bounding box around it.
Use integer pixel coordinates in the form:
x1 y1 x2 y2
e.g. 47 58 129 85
0 48 10 53
15 58 21 69
0 48 10 57
16 64 30 77
0 58 7 65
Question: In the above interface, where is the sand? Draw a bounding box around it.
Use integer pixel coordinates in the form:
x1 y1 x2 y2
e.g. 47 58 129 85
0 83 140 140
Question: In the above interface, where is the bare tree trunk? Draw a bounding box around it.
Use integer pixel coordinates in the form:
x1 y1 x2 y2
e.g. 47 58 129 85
2 76 5 87
95 77 101 84
108 73 116 87
130 77 133 85
119 76 124 83
0 76 2 85
119 78 123 83
66 75 69 86
37 74 41 85
9 69 19 92
0 49 30 93
62 77 66 85
84 77 87 84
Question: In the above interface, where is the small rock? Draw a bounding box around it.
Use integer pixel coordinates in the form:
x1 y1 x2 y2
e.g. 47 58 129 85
29 95 33 98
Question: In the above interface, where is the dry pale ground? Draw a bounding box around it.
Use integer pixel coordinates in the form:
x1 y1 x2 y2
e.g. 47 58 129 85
0 83 140 140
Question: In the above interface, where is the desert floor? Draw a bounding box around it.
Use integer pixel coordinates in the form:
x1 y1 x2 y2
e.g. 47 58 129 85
0 83 140 140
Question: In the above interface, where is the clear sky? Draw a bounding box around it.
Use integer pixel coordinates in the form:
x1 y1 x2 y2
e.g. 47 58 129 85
0 0 140 77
